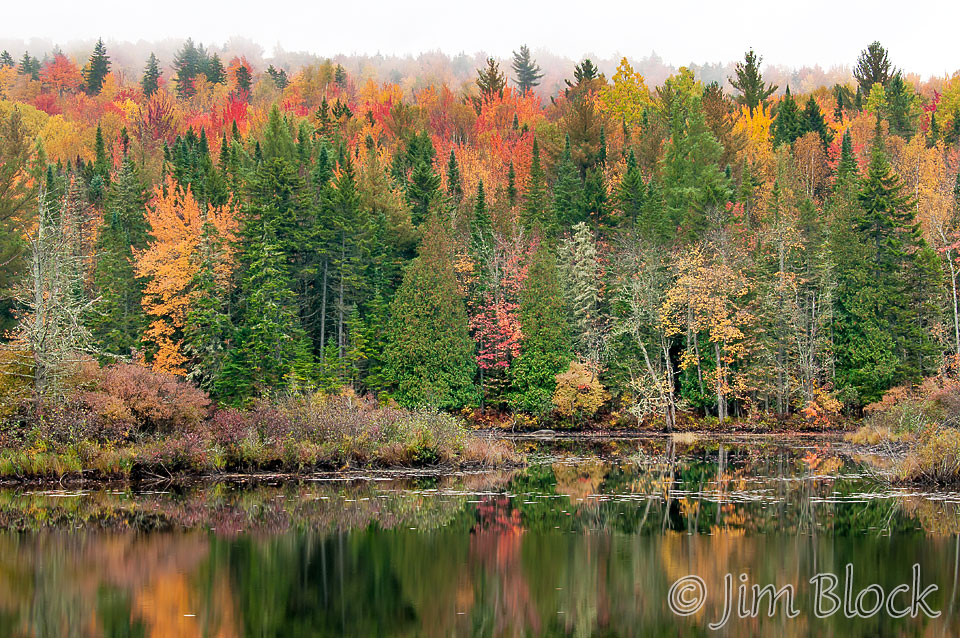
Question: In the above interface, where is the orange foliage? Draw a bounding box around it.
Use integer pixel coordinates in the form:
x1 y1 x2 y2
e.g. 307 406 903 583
135 178 238 374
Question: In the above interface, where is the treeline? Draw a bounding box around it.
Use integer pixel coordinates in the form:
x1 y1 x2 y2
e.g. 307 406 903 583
1 39 960 426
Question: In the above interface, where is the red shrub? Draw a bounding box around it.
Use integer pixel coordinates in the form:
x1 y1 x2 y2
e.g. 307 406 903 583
81 363 211 437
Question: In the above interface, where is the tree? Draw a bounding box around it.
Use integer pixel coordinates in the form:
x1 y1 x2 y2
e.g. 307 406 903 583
511 45 543 94
445 149 463 206
206 54 226 85
803 96 832 147
384 216 477 409
141 53 161 96
772 87 805 147
0 51 14 68
173 38 210 98
40 54 83 97
83 38 111 95
218 224 311 403
520 138 553 233
18 52 40 80
599 58 651 128
266 65 289 89
9 188 96 397
559 222 603 362
510 240 571 414
854 41 893 95
476 58 506 103
135 178 236 375
728 49 778 115
552 135 583 228
885 72 918 138
91 159 149 356
406 158 441 226
0 108 40 334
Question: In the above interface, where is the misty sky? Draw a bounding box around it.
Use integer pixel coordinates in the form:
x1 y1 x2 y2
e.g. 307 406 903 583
6 0 958 77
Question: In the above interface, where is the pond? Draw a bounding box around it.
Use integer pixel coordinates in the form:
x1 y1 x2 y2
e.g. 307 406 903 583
0 435 958 637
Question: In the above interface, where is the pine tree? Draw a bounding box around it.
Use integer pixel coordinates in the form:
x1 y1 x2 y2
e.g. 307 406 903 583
234 63 252 98
559 222 602 361
266 65 289 89
84 38 111 95
141 53 161 96
728 49 778 115
511 45 544 94
91 159 149 356
506 161 517 207
510 241 571 413
173 38 209 98
854 41 893 95
383 216 477 408
885 72 917 138
0 51 13 68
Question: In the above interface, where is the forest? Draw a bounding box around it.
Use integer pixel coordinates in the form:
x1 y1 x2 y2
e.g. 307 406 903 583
1 37 959 440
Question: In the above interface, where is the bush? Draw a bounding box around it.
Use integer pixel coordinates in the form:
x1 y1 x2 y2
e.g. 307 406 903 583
897 427 960 484
80 363 211 437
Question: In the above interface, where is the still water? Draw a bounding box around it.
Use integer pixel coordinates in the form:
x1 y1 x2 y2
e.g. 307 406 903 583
0 435 959 637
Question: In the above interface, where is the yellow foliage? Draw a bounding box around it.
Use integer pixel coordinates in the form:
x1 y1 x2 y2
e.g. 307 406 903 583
553 361 610 422
135 178 238 375
598 58 652 128
732 104 774 178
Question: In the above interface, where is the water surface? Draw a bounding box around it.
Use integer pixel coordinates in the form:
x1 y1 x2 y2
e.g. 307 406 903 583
1 435 958 637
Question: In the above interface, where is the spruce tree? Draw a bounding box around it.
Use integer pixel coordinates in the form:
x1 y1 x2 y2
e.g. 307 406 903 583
206 54 226 84
506 161 517 207
0 51 13 68
84 38 111 95
90 158 148 356
520 138 553 234
141 53 161 97
18 52 40 80
509 241 571 413
406 159 441 226
803 95 832 146
511 45 544 94
771 87 804 147
445 149 463 206
728 49 778 115
552 135 584 229
618 149 645 227
383 216 477 408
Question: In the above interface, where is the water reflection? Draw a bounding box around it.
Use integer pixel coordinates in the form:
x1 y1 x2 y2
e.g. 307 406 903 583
0 437 959 636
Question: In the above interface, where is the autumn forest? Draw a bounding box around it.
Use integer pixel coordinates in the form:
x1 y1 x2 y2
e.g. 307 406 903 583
0 37 957 448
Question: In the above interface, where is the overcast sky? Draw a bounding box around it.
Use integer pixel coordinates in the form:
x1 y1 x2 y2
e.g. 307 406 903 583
5 0 958 77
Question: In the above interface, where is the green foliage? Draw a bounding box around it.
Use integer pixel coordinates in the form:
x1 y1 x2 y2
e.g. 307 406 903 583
384 217 477 409
728 49 777 114
511 45 544 94
84 39 111 95
510 242 571 414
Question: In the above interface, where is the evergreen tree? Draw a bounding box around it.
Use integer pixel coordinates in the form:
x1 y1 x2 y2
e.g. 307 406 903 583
90 159 149 356
618 149 645 227
833 139 938 404
383 216 477 408
854 41 893 95
234 63 252 97
835 129 858 183
266 65 289 89
173 38 209 98
206 54 226 85
141 53 161 96
0 51 13 68
218 226 313 403
885 72 917 138
771 87 805 146
520 138 553 233
803 95 832 146
445 149 463 206
552 135 584 228
509 241 571 413
18 52 40 80
84 38 111 95
511 45 544 94
506 161 517 207
475 58 506 103
728 49 778 115
406 159 441 226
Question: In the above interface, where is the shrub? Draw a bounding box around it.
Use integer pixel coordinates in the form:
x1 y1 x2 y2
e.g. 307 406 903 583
897 427 960 484
80 363 211 437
